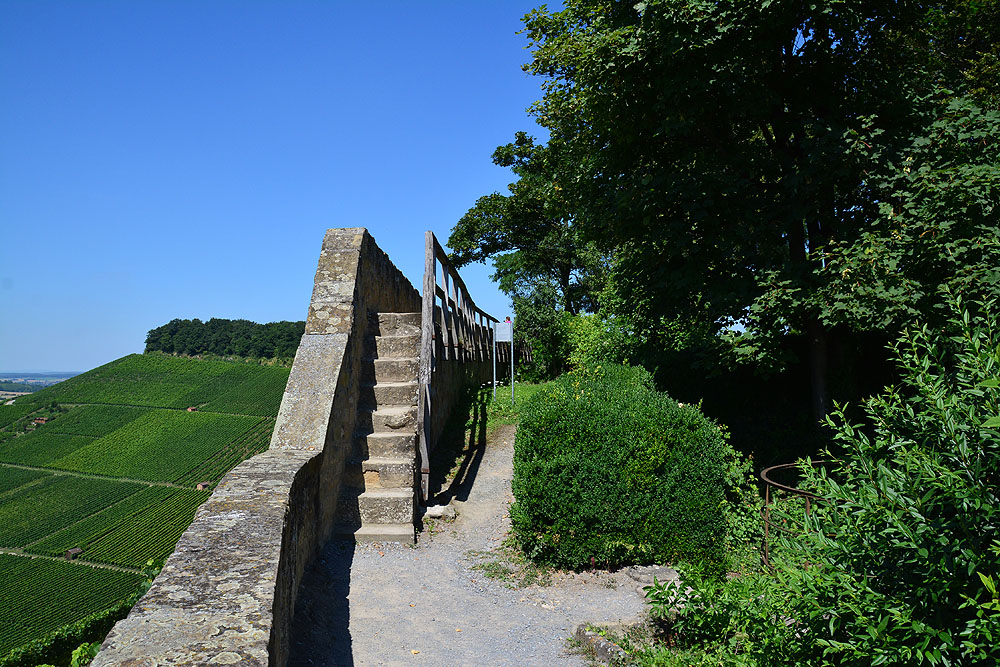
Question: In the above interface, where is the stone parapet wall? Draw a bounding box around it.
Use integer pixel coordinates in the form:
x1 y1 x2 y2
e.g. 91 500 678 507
93 229 419 667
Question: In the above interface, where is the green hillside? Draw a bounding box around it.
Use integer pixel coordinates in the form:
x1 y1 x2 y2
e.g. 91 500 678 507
0 353 290 662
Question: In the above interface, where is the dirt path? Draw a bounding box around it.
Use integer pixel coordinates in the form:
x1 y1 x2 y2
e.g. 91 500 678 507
289 425 647 666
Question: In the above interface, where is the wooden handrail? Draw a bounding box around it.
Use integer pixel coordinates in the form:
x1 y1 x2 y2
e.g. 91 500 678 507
416 231 503 501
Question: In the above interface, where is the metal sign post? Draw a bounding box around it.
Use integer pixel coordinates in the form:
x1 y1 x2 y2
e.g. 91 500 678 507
495 318 513 403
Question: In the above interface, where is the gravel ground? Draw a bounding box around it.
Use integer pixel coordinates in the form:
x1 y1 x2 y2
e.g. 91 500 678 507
288 425 647 666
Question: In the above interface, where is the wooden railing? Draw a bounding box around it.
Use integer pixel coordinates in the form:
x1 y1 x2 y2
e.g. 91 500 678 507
417 231 504 501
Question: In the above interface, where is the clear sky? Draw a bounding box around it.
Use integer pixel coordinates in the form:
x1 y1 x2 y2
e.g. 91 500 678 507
0 1 549 372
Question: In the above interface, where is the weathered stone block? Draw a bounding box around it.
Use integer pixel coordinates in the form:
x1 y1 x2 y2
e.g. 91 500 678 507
358 381 418 409
355 432 416 459
371 334 419 358
361 458 414 488
357 488 414 524
374 312 421 336
361 357 419 384
367 405 417 432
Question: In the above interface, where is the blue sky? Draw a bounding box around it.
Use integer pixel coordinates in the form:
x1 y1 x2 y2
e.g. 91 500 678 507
0 1 549 372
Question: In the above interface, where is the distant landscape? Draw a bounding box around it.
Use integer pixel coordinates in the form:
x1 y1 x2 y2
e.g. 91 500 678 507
0 353 289 665
0 373 80 401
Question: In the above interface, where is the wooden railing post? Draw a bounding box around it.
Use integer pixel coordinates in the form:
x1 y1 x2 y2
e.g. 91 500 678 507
417 231 436 502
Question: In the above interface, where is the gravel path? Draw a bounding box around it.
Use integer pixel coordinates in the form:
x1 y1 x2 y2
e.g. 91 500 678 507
289 425 647 666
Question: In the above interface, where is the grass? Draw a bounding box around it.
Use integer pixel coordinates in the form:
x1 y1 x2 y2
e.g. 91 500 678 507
481 381 548 431
467 535 554 588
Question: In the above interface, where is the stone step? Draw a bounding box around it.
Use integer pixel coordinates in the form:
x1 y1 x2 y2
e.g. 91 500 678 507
336 488 414 525
371 312 422 337
359 405 417 433
360 357 419 384
366 334 420 359
354 432 416 459
358 381 418 409
333 523 415 544
343 457 415 489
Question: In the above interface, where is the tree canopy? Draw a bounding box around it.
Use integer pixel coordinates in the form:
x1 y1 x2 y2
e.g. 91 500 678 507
144 318 304 360
454 0 1000 421
448 133 606 315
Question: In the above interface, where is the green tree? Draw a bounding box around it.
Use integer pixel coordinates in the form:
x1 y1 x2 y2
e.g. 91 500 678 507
448 132 606 315
509 0 999 420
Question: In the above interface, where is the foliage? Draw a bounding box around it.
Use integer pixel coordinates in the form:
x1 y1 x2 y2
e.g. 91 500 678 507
0 555 142 661
512 283 571 381
512 297 632 381
144 317 303 360
511 363 760 572
69 642 99 667
564 313 631 370
644 295 1000 665
813 98 1000 333
465 0 1000 423
449 133 608 315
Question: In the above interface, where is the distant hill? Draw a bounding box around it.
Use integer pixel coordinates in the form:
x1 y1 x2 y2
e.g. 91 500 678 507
0 382 36 393
0 353 289 665
144 317 305 360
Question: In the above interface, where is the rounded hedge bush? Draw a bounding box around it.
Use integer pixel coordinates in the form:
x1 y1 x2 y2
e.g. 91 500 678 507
511 363 748 572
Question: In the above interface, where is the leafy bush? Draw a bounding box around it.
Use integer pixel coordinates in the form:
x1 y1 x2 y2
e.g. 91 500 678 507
565 313 631 370
512 285 571 381
511 363 760 572
646 294 1000 666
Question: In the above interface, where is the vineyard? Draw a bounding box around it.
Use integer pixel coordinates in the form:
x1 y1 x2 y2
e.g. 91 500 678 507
28 487 210 567
81 489 211 567
0 476 144 547
0 555 142 657
39 405 147 437
201 369 289 417
16 354 289 416
48 409 263 483
0 433 98 467
0 404 40 431
0 352 291 661
0 467 49 495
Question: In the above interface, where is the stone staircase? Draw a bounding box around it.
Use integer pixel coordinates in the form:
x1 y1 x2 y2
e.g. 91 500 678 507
335 312 420 543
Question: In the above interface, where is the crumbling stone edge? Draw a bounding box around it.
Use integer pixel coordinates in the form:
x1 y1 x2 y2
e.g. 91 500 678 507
574 623 635 667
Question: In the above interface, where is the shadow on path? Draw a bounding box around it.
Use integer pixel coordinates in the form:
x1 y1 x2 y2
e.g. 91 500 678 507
288 540 356 667
428 388 489 506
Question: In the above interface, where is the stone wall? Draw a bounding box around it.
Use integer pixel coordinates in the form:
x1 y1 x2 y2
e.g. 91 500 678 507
92 229 419 667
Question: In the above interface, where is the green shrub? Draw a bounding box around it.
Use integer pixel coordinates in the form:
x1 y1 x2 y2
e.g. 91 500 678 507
647 293 1000 666
565 313 631 370
510 363 759 572
512 286 571 381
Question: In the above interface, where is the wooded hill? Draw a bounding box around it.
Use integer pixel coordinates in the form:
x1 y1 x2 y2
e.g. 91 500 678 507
144 318 304 360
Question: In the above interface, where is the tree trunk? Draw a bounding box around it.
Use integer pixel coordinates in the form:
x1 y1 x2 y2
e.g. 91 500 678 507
789 219 831 423
806 317 830 423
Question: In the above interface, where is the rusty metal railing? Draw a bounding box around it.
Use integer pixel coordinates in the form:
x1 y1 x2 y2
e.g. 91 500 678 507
760 460 826 568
